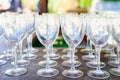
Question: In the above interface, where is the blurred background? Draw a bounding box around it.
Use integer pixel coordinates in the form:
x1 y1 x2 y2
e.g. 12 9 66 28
0 0 120 48
0 0 119 14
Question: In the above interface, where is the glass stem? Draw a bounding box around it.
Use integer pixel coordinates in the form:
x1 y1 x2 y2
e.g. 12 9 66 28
5 40 9 59
12 42 18 69
110 46 115 59
116 45 119 63
117 44 120 70
70 46 75 71
86 36 90 49
89 41 93 56
46 46 50 70
67 46 72 57
94 49 97 63
19 41 23 60
27 34 32 55
95 46 101 72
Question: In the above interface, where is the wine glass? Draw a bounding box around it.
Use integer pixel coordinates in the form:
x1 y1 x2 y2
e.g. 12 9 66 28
0 13 14 61
35 14 58 67
60 13 78 60
81 13 95 61
11 14 30 67
101 13 119 67
42 13 60 60
87 15 110 79
100 12 117 59
23 13 39 54
61 14 85 78
3 13 27 76
85 14 106 68
109 16 120 76
35 14 59 77
60 13 80 68
22 14 37 60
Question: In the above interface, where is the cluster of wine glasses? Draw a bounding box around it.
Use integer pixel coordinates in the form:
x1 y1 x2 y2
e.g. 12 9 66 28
0 12 38 76
1 11 120 79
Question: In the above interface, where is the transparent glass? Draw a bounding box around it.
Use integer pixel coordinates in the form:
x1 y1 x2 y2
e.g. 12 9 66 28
81 14 95 61
62 46 79 67
43 46 60 60
87 15 110 79
35 14 59 77
85 14 105 68
61 14 85 78
60 13 78 61
61 47 78 60
109 17 120 76
37 14 58 67
22 14 37 60
3 13 27 76
11 14 30 67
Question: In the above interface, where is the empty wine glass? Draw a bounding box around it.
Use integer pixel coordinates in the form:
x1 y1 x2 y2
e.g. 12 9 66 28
22 14 37 60
61 14 85 78
109 16 120 76
35 14 58 67
60 13 80 68
3 13 27 76
42 13 60 60
61 13 78 60
81 14 95 61
85 14 106 68
35 14 59 77
102 14 119 67
0 13 13 61
11 14 30 67
87 15 110 79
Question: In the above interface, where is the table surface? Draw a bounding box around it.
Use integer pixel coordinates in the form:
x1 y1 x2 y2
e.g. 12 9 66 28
0 48 119 80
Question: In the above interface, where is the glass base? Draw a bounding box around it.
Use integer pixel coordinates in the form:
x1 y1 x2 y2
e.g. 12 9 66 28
43 49 57 53
44 53 60 60
11 60 30 67
107 60 119 67
104 53 116 59
0 60 7 66
61 54 78 60
62 49 78 53
82 54 94 61
86 61 105 68
38 60 58 67
23 53 37 60
110 68 120 76
0 54 13 60
62 60 81 67
24 48 39 54
80 48 94 53
62 69 83 78
5 68 27 76
88 70 110 79
37 68 59 77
